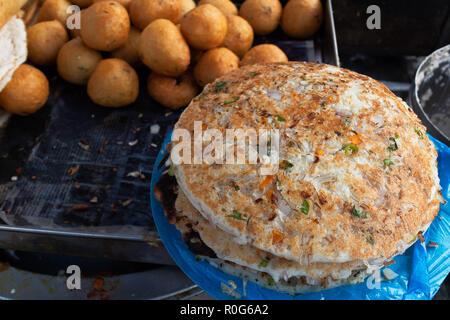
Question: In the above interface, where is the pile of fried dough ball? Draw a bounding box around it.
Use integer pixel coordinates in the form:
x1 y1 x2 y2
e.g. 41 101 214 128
3 0 323 114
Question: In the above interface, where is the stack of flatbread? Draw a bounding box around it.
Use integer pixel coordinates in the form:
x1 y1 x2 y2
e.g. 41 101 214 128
0 0 28 127
155 62 443 294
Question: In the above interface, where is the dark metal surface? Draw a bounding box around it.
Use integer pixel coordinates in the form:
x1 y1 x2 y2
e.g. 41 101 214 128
0 225 174 265
320 0 340 66
333 0 449 56
0 249 194 300
409 44 450 146
0 69 180 265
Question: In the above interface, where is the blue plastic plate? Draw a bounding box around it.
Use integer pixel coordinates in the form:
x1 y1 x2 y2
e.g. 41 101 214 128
151 133 450 300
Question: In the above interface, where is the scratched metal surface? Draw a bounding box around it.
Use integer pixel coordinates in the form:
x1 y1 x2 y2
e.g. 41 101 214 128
0 71 179 233
0 249 197 300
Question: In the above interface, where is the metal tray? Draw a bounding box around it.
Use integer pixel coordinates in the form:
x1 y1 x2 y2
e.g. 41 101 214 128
0 249 200 300
0 0 339 265
409 44 450 146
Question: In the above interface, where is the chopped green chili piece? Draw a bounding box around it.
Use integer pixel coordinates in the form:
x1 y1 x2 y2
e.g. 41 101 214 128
281 160 294 170
227 210 246 221
215 81 227 92
409 236 417 244
277 115 285 122
388 137 398 152
342 144 359 155
366 235 375 245
194 93 207 101
414 128 424 139
224 97 239 105
384 158 395 168
259 259 269 268
351 207 367 219
300 200 310 215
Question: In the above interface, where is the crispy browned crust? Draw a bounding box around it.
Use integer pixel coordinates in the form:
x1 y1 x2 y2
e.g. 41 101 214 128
175 188 366 281
154 174 217 258
174 62 442 264
155 173 367 290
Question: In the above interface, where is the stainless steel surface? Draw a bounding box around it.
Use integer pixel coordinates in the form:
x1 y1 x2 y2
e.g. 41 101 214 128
381 81 411 92
0 225 174 265
323 0 340 67
0 249 190 300
409 44 450 145
0 265 195 300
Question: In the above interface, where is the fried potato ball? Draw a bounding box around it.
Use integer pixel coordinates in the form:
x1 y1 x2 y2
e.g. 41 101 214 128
71 0 93 8
222 15 254 58
129 0 181 30
198 0 237 16
138 19 190 77
87 59 139 107
281 0 323 38
110 26 140 66
180 4 227 50
57 38 102 85
147 72 199 110
240 44 288 66
194 47 239 87
81 1 130 51
0 64 49 116
178 0 196 17
93 0 132 10
239 0 282 35
27 20 68 66
37 0 72 25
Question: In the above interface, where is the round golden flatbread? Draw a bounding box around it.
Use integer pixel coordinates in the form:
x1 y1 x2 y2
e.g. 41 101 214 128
173 62 443 265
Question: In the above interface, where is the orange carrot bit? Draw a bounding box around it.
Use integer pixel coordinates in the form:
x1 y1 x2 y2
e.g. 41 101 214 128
349 134 361 145
259 175 274 190
201 124 208 131
272 230 285 244
315 149 324 156
327 95 338 103
265 189 274 199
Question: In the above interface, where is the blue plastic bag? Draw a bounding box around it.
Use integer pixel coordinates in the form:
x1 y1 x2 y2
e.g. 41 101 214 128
150 134 449 300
